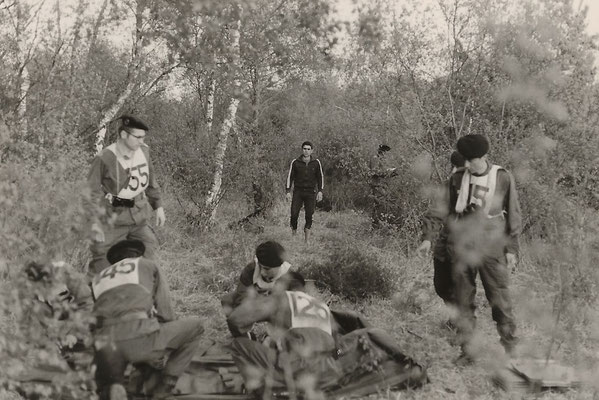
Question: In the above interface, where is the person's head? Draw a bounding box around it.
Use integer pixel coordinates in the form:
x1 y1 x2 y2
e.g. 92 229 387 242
301 141 313 157
378 144 391 156
255 241 286 282
450 151 465 169
456 134 489 174
106 239 146 265
118 115 149 152
284 271 306 292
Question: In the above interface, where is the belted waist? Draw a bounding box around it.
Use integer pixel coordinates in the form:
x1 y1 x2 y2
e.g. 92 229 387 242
105 191 147 208
98 311 149 327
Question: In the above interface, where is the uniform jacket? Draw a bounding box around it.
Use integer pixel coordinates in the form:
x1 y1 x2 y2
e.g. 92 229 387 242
421 164 522 256
92 257 174 341
286 155 324 193
87 143 162 226
229 261 294 309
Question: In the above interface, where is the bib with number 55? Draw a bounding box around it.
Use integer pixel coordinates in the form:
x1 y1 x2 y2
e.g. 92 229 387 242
108 146 150 200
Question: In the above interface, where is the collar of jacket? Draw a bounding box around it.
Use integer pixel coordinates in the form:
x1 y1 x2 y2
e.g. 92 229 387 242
296 155 315 162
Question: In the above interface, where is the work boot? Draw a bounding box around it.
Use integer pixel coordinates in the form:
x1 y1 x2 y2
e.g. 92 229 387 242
151 375 179 399
108 384 127 400
304 228 310 243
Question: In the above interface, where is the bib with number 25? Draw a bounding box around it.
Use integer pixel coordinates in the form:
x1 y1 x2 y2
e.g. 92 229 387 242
286 291 332 335
92 257 141 298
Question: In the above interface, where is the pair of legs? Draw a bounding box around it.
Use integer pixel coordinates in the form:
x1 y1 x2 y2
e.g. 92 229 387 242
94 318 204 399
89 222 158 276
450 250 517 358
290 190 316 232
230 337 337 396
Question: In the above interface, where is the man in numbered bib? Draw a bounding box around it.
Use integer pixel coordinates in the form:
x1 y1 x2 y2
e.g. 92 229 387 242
92 240 203 399
227 271 338 397
221 241 294 318
87 115 165 276
418 134 522 365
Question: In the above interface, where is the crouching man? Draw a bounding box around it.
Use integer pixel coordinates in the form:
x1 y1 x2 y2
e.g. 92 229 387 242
221 240 294 318
227 271 338 398
92 239 204 399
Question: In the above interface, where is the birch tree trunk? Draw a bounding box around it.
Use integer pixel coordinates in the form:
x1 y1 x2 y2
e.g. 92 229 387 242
205 73 216 133
204 11 242 224
93 0 145 153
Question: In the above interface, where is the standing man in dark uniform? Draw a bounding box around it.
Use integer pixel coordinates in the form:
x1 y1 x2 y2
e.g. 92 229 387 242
417 151 465 325
286 141 324 242
87 115 166 276
369 144 397 226
417 135 522 365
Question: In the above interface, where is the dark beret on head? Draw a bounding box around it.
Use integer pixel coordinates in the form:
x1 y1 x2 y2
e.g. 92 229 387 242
120 114 149 131
107 239 146 265
450 151 465 168
255 241 285 268
456 134 489 160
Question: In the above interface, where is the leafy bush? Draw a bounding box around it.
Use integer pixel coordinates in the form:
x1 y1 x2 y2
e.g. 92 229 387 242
300 240 395 302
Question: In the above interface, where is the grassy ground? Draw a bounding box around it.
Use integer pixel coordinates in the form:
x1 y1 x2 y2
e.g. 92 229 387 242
2 194 598 399
153 196 599 400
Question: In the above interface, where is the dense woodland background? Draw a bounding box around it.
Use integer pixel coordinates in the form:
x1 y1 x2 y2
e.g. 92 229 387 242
1 0 599 398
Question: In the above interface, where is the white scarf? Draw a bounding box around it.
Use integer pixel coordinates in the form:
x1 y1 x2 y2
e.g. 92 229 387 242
455 164 501 216
252 258 291 291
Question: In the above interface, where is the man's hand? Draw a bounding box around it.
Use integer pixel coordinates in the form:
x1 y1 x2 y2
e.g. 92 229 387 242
316 191 323 202
506 253 517 273
156 207 166 227
416 240 431 258
286 192 292 202
91 223 105 243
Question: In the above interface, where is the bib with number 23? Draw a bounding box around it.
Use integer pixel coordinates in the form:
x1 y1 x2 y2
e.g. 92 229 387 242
286 291 332 335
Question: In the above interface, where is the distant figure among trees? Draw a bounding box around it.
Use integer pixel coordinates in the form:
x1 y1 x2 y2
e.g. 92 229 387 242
285 141 324 242
369 144 397 227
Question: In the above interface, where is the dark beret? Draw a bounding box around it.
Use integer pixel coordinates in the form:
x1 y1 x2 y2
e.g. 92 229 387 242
450 151 465 168
256 241 285 268
120 114 149 131
456 134 489 160
107 239 146 265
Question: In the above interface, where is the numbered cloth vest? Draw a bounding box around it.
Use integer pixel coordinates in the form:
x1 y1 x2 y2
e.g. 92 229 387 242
105 144 151 200
286 291 332 336
455 165 505 218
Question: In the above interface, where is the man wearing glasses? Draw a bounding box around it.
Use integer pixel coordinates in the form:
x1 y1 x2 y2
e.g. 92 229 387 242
286 141 324 242
87 115 166 276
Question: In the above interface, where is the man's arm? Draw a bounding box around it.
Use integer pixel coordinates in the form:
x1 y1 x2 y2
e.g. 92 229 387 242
316 159 324 192
227 295 277 337
144 147 163 211
504 171 522 255
152 263 175 323
421 179 452 243
286 160 295 193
